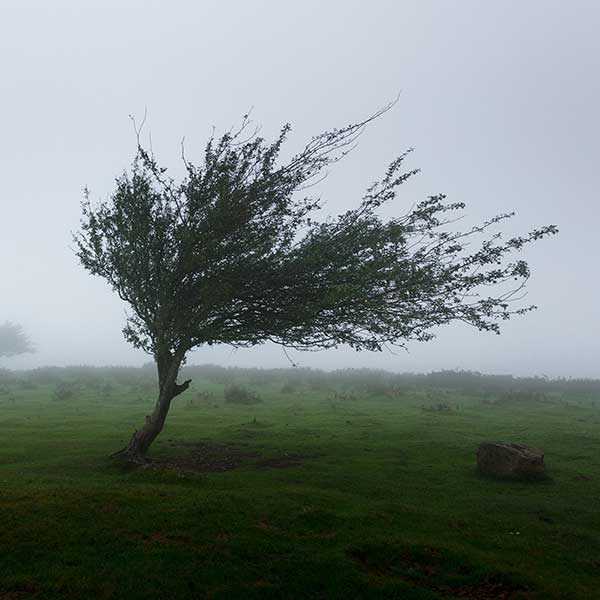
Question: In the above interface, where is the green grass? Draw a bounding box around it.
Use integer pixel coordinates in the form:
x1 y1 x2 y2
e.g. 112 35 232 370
0 374 599 599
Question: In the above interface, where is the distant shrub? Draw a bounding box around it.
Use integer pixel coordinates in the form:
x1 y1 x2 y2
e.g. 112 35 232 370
100 381 114 397
185 390 215 408
53 382 77 402
224 384 261 405
332 390 359 402
497 390 548 404
422 402 453 413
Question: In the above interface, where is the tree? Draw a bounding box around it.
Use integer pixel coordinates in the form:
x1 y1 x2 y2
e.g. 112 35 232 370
0 322 35 358
74 104 557 461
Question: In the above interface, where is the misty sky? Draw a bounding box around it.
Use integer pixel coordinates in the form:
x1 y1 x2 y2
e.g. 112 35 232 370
1 1 598 377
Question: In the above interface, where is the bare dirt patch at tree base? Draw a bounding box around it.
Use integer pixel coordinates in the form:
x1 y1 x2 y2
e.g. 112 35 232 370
149 442 316 474
154 442 259 473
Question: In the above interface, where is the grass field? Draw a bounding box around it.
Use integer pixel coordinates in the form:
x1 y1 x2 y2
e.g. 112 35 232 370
0 367 599 599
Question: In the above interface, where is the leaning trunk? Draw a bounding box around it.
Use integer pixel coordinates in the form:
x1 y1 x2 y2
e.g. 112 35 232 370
113 350 191 462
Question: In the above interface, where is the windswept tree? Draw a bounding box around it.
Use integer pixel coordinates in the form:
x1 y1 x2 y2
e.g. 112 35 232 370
0 322 35 358
75 104 557 461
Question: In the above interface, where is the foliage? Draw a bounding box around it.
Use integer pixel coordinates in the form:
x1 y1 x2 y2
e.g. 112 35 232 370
75 107 557 358
195 390 214 402
223 384 261 404
0 322 34 358
52 381 76 402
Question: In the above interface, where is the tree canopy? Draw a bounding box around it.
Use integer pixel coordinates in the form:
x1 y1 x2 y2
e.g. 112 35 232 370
0 322 35 358
74 105 558 459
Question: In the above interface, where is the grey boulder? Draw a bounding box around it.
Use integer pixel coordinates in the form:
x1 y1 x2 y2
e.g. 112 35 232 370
477 442 545 479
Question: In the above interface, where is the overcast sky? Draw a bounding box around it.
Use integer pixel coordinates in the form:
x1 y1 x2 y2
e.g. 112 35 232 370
1 0 598 377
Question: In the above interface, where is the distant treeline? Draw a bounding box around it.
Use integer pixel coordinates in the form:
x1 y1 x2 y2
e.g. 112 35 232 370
1 365 599 396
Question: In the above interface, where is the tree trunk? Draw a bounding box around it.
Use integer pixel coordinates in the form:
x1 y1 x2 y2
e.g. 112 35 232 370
112 349 191 463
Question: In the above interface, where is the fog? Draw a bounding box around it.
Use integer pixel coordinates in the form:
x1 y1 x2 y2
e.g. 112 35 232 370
1 0 598 377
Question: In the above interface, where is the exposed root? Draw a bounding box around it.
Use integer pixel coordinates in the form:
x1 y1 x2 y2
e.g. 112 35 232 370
110 449 150 466
110 433 151 465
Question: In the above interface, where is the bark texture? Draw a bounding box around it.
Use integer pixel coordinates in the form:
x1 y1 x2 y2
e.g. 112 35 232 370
113 351 191 462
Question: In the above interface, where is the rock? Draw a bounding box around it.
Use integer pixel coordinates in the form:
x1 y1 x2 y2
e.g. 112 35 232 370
477 442 545 479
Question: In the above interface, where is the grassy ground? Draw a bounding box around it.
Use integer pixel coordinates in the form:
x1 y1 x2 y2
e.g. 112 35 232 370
0 370 599 599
